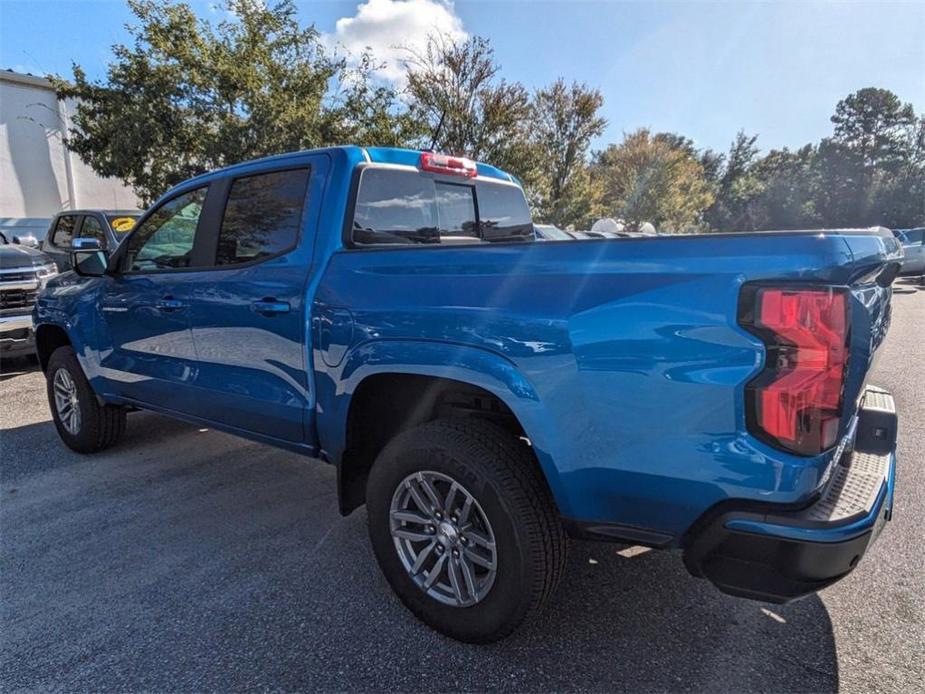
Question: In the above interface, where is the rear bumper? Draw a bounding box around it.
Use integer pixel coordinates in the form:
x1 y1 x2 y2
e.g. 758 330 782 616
683 386 897 603
0 313 35 357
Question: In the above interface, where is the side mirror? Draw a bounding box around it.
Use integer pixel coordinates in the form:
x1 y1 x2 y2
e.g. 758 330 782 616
71 238 109 277
72 237 101 251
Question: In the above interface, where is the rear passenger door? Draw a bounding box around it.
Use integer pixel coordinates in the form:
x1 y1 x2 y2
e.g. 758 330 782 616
186 158 328 444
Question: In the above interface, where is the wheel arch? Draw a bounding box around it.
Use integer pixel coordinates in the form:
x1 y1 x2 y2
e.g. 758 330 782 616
34 323 72 373
325 340 568 517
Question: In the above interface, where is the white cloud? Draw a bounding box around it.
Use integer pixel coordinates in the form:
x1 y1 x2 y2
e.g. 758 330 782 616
325 0 467 85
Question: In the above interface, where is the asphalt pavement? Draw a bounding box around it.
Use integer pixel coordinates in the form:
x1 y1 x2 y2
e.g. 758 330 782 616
1 282 923 692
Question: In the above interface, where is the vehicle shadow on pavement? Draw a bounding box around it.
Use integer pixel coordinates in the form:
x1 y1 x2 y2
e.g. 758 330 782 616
0 355 40 381
893 277 924 294
1 410 838 693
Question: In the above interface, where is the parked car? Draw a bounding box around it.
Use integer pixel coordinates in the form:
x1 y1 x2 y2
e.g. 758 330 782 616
590 217 626 236
0 231 58 359
533 224 572 241
41 210 140 271
34 146 902 643
892 227 924 281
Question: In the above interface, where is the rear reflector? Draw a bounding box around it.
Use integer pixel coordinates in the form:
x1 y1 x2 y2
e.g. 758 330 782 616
420 152 478 178
740 287 849 456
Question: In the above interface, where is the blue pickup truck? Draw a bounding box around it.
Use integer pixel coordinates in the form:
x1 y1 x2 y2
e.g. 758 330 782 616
34 146 902 642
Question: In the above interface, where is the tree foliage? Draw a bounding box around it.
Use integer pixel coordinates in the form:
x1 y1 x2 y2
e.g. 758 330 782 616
700 88 923 232
831 87 917 171
54 0 410 204
590 129 714 232
530 79 607 227
55 2 923 232
404 35 536 185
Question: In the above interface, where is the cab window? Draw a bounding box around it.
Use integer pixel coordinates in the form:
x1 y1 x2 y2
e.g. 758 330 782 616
476 181 534 242
353 169 438 245
351 168 532 246
125 188 207 271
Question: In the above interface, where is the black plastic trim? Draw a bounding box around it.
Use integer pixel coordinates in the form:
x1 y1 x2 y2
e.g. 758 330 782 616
682 385 896 603
561 518 674 547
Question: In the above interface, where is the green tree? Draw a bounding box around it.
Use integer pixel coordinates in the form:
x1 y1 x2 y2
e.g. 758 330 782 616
750 144 820 230
404 35 536 187
530 79 607 227
822 87 921 227
831 87 917 171
54 0 412 204
703 131 762 231
590 129 714 233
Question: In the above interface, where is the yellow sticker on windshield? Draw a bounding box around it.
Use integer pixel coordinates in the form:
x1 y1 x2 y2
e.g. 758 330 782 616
110 217 136 232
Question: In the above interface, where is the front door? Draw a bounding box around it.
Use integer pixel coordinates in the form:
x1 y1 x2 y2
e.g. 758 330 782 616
98 186 209 410
185 162 324 444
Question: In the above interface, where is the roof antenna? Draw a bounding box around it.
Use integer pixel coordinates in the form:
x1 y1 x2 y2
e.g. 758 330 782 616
427 110 445 152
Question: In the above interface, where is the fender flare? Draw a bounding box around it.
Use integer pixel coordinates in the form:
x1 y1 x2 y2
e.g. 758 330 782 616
319 339 572 516
34 312 106 391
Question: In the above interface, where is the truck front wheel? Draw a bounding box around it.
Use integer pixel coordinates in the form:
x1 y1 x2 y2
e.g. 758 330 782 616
366 418 566 643
46 346 126 453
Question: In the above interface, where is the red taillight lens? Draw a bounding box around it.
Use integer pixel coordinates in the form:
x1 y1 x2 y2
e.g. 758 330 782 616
741 287 849 456
420 152 478 178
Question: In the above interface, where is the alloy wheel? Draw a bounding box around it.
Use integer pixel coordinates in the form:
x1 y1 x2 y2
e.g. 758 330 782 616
389 470 498 607
53 368 81 435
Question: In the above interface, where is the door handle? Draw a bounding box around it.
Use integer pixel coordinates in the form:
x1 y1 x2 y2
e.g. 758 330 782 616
155 297 185 312
251 299 291 316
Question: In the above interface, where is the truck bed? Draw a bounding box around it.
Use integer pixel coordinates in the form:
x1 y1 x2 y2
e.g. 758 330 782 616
313 227 902 541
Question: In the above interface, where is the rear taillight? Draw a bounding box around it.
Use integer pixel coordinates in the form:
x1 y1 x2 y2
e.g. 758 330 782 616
740 286 850 456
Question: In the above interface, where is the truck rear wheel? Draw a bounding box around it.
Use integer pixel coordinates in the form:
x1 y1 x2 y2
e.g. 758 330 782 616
366 418 566 643
46 346 126 453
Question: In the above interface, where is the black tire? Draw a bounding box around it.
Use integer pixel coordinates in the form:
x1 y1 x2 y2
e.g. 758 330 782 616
366 418 567 643
46 345 126 453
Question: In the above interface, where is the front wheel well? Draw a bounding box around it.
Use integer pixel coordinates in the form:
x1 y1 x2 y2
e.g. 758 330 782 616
34 324 72 372
339 374 533 515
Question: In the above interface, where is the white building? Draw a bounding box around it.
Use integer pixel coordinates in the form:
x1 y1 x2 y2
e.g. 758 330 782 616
1 70 140 240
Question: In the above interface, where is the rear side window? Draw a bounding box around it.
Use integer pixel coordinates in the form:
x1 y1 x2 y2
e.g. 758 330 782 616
80 216 107 248
216 168 310 265
476 181 534 242
352 169 530 246
51 216 78 246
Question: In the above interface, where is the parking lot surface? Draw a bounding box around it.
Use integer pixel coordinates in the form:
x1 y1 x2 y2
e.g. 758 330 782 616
1 285 923 692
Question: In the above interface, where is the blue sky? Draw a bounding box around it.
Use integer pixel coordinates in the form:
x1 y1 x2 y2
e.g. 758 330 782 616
1 0 922 155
